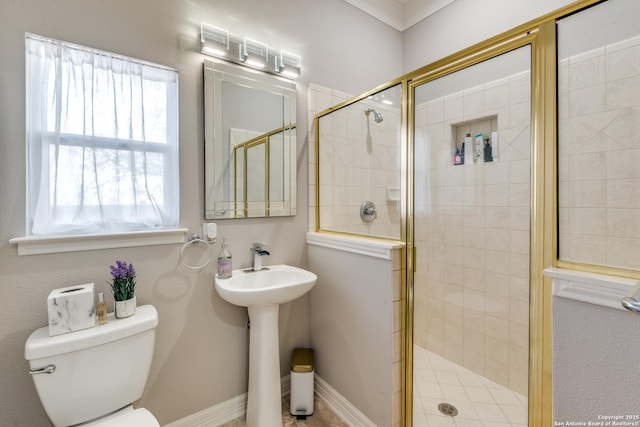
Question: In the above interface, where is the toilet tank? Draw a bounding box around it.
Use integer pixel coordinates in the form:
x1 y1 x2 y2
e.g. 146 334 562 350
25 305 158 427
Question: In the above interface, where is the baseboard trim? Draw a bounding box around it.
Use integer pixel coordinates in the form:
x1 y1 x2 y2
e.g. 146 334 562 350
163 377 290 427
163 374 374 427
162 392 246 427
314 375 376 427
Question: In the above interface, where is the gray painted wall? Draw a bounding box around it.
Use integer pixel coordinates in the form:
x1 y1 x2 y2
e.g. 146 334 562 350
553 298 640 420
402 0 575 73
308 245 395 427
0 1 401 425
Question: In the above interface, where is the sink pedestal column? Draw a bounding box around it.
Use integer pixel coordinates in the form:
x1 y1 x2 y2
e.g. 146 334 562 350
246 304 282 427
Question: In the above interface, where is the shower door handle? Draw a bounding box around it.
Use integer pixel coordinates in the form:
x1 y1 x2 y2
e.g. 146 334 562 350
622 281 640 314
622 298 640 313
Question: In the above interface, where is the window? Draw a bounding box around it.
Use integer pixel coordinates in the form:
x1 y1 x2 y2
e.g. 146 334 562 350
25 34 179 237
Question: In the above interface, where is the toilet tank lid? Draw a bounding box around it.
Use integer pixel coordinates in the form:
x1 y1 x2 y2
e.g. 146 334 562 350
25 304 158 361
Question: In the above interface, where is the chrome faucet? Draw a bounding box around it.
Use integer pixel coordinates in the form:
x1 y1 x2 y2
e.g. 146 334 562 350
250 243 270 271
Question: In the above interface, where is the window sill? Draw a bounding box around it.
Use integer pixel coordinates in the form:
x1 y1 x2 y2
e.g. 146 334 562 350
10 228 189 256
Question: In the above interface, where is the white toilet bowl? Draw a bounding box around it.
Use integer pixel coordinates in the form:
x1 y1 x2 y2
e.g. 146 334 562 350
78 406 158 426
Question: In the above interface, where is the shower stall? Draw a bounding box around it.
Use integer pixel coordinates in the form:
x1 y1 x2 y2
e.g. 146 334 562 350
410 45 531 424
315 45 534 426
313 1 640 425
316 43 533 427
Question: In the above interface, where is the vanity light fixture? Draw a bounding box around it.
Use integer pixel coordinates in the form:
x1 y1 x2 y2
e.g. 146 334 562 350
241 38 269 69
200 22 301 79
201 24 230 58
276 50 301 79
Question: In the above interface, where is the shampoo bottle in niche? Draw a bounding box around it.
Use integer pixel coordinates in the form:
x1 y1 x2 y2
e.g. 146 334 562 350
475 133 483 163
217 236 233 279
96 292 107 325
464 133 473 165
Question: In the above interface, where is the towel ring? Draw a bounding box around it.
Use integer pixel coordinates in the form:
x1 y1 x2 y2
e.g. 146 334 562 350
180 234 211 271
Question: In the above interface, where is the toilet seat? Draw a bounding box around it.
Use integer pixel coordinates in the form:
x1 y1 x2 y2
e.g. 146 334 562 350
80 406 159 427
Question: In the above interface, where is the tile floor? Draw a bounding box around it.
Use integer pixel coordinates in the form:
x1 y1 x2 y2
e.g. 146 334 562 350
222 397 347 427
413 345 528 427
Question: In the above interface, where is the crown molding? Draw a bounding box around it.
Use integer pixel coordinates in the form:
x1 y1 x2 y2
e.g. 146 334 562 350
343 0 457 31
344 0 403 31
403 0 457 30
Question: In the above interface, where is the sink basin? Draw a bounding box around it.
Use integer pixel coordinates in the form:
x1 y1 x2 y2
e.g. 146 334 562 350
214 264 317 307
214 264 317 426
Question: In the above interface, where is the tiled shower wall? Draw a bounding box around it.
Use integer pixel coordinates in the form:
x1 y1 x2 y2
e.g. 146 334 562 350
311 84 402 239
558 35 640 270
413 70 531 396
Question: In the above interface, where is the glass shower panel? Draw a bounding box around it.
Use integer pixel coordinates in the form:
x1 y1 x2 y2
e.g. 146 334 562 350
557 0 640 270
317 84 402 240
412 46 531 424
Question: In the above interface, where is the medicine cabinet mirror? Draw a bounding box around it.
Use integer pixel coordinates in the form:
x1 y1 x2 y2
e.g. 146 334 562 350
204 59 297 219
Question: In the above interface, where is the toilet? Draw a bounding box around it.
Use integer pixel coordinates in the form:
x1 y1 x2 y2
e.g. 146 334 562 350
25 304 160 427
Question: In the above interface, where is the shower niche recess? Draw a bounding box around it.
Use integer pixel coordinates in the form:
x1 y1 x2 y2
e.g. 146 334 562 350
451 115 498 165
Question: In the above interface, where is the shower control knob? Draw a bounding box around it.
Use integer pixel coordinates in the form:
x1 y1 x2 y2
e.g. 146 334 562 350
360 201 377 223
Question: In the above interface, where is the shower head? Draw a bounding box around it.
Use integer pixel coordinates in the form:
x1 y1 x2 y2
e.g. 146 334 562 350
364 107 383 123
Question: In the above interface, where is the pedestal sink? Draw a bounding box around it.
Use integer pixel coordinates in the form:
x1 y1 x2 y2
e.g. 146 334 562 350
214 264 317 427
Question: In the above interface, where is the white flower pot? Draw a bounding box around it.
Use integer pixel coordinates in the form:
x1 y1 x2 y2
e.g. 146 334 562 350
115 296 136 318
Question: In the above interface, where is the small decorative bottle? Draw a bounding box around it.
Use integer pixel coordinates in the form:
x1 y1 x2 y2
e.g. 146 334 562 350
453 148 462 165
217 236 233 279
96 292 107 325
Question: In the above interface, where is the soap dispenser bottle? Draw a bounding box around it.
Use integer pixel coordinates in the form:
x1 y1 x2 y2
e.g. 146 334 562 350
217 236 233 279
484 138 493 162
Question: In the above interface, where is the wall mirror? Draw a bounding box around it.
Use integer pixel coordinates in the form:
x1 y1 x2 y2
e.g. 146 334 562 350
204 59 297 219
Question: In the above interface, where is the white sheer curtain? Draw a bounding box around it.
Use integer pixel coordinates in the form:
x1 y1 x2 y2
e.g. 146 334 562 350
26 34 179 236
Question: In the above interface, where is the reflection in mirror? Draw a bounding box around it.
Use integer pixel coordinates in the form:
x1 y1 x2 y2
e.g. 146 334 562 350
246 137 266 215
204 59 297 219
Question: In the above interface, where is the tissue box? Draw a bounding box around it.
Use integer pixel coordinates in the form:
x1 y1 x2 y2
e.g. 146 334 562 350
47 283 96 336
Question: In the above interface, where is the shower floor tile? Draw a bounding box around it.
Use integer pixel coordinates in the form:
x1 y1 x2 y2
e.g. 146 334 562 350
413 345 527 427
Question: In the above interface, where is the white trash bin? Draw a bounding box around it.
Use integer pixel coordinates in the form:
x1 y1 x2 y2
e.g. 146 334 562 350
290 348 314 419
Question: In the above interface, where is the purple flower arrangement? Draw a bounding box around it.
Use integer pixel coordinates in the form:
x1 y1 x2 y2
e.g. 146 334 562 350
108 260 136 301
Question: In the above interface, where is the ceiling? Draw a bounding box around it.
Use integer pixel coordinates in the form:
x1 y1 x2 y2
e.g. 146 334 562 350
343 0 457 31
